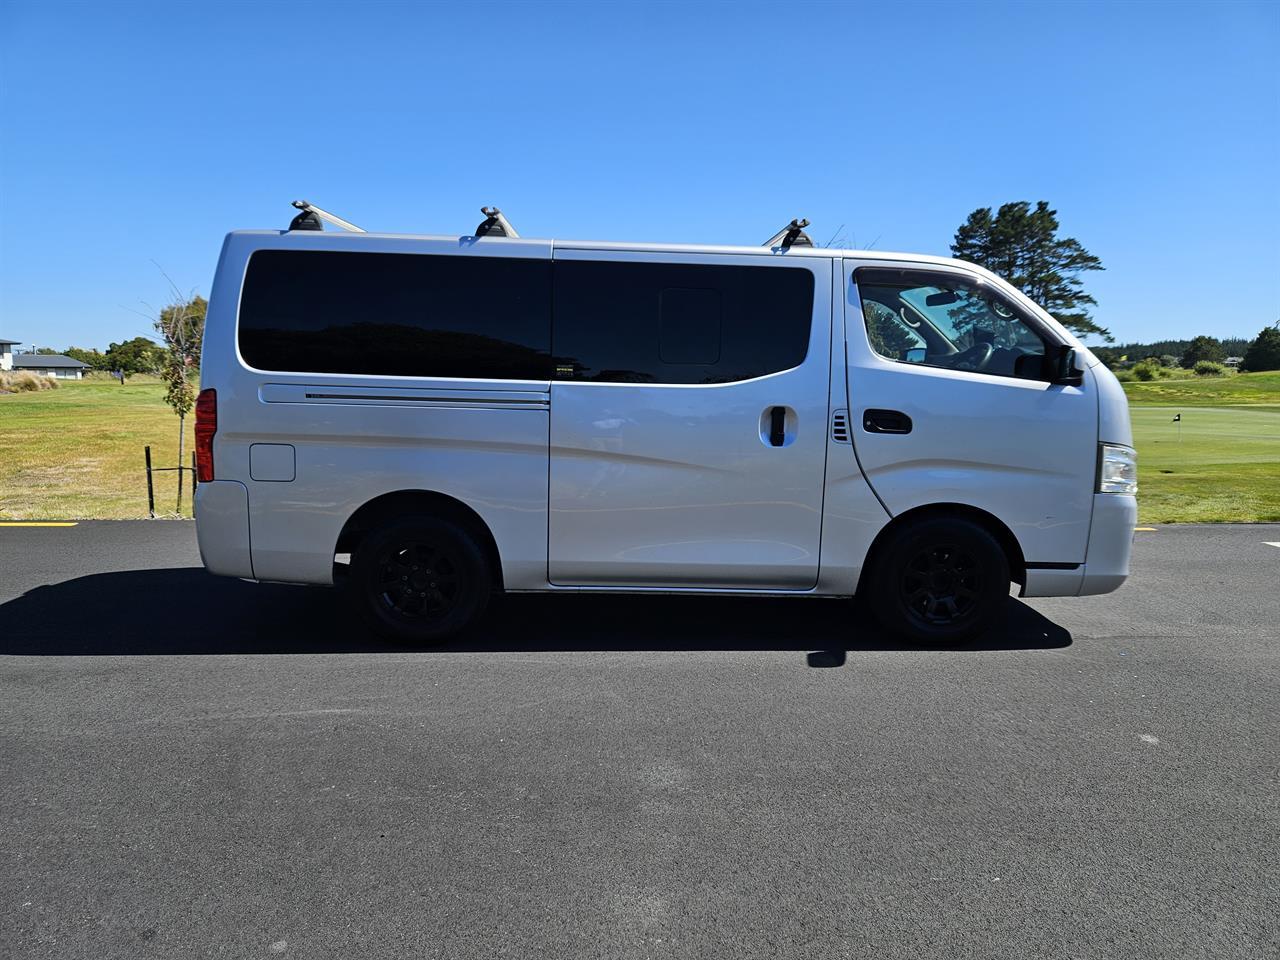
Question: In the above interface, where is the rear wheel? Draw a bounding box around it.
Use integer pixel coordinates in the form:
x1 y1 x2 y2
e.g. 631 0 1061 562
867 516 1010 644
350 516 491 643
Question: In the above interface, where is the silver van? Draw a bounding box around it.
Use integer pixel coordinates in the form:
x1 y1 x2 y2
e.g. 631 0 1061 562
195 207 1137 644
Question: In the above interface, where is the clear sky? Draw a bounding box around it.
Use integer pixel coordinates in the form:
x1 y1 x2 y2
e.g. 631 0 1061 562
1 0 1276 350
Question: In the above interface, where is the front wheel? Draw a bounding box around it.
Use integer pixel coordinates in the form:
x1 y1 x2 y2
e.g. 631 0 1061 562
350 516 492 643
866 517 1010 645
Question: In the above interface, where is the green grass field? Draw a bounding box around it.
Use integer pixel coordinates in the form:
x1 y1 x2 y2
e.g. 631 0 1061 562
0 378 196 520
1 370 1277 522
1124 370 1279 523
1127 404 1280 523
1122 369 1280 405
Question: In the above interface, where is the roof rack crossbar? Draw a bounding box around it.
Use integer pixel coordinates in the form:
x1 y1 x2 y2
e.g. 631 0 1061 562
289 200 366 233
474 206 520 239
763 218 813 250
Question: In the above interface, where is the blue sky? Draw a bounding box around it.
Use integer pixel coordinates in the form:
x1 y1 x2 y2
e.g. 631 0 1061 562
1 0 1276 350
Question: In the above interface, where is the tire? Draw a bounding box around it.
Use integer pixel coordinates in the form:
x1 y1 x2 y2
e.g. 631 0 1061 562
867 516 1010 645
350 515 492 643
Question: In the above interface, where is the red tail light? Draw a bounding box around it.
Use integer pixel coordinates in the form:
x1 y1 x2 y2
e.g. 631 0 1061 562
195 388 217 482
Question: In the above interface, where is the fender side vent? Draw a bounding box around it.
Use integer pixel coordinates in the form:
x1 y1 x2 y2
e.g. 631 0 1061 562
831 408 851 444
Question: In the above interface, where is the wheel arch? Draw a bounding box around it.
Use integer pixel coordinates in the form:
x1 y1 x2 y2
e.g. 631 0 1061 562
854 502 1026 597
335 490 505 592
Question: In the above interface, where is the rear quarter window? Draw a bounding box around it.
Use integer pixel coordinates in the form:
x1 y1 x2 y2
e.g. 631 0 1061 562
237 249 552 379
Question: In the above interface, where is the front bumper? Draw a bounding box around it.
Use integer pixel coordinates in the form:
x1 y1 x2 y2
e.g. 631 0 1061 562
1022 494 1136 597
1077 493 1137 596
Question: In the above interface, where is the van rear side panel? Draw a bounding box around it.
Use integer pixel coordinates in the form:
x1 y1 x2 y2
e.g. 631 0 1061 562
241 393 549 586
200 231 554 589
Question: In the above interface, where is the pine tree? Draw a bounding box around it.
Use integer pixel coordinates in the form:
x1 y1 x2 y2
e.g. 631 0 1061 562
951 201 1110 342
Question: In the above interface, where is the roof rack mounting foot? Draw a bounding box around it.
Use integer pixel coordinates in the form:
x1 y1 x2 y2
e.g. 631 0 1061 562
764 218 813 250
288 200 366 233
474 206 520 239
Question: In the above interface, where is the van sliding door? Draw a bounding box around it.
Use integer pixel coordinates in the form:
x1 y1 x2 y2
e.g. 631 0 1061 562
547 250 832 589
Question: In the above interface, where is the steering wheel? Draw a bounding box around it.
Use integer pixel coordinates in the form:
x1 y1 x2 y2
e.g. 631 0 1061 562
949 341 994 371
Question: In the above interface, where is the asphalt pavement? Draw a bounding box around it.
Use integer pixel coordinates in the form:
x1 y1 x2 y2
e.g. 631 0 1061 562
1 521 1277 959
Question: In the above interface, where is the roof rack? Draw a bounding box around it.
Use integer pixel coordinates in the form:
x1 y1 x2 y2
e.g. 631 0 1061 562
474 207 520 239
763 218 813 250
281 202 810 249
289 200 366 233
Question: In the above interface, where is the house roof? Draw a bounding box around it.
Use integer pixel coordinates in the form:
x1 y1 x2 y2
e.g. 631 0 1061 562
11 353 89 369
0 338 21 345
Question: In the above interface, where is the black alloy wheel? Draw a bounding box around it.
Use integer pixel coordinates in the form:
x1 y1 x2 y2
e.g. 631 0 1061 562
899 542 982 625
351 516 491 642
375 540 462 621
868 516 1009 644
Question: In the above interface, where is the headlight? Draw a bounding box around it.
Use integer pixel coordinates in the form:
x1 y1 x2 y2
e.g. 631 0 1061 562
1098 443 1138 495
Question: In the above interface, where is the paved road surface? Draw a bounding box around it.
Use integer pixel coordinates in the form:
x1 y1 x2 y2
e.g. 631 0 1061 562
1 522 1277 959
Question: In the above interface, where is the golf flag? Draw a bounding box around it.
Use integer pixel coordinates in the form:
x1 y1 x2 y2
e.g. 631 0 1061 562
1172 414 1181 422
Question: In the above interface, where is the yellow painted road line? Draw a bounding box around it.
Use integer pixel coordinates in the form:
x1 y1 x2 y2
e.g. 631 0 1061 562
0 521 79 527
1134 527 1157 532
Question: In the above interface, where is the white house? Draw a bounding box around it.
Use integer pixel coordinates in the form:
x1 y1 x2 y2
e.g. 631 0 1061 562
2 339 90 379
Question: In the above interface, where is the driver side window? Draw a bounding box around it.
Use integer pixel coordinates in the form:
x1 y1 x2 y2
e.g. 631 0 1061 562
857 268 1049 380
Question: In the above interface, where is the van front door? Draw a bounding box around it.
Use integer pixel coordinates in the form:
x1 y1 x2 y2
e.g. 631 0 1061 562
548 250 832 588
844 261 1097 570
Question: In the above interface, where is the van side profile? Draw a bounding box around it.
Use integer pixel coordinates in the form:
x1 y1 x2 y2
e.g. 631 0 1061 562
194 211 1137 643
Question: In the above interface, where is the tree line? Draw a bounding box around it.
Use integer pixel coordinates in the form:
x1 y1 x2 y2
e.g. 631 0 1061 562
1097 337 1254 361
1091 331 1280 372
1091 333 1280 372
27 297 207 379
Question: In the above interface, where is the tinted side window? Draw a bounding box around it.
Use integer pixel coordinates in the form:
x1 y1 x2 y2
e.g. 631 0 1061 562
856 268 1050 381
553 260 813 384
660 287 721 364
238 250 552 379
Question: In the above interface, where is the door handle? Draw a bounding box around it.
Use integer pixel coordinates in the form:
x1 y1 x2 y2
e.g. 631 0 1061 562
769 406 787 446
863 408 912 434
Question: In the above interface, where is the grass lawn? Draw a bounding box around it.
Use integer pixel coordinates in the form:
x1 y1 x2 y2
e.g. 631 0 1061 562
1 370 1276 523
1124 370 1280 523
1122 369 1280 405
1128 404 1280 523
0 378 196 520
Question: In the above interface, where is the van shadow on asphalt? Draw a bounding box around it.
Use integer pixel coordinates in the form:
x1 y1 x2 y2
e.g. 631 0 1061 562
0 567 1070 661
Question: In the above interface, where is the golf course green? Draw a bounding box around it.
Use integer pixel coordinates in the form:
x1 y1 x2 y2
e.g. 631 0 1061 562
1125 371 1279 523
